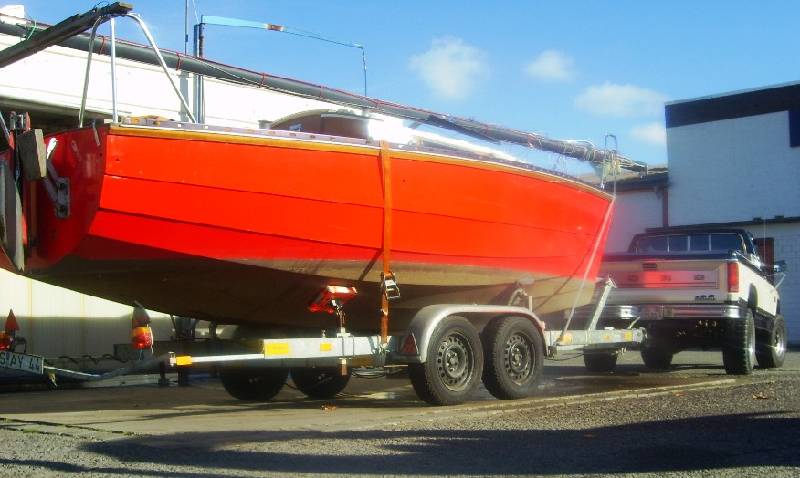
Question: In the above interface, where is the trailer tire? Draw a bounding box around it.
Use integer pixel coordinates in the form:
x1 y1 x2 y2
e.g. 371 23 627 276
220 366 288 401
409 316 483 405
291 367 350 399
583 352 618 373
481 316 544 400
722 309 756 375
756 314 786 369
640 340 673 370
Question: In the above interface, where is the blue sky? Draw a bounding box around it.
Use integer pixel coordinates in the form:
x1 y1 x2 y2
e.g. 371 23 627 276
12 1 800 168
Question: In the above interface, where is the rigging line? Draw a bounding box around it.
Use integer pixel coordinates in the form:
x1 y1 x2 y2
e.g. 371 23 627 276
189 0 201 23
280 26 364 49
557 194 617 343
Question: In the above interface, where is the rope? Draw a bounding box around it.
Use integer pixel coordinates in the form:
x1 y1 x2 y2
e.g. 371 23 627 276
557 192 617 343
379 140 393 344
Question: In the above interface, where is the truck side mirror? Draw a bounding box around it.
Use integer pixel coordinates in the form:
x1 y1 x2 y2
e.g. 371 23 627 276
774 261 788 274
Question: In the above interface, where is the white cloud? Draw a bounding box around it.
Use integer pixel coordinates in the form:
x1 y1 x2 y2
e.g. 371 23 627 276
409 37 487 100
524 50 575 81
574 82 668 118
631 122 667 146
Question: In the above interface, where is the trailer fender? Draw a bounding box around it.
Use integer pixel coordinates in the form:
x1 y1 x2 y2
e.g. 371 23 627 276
398 304 545 363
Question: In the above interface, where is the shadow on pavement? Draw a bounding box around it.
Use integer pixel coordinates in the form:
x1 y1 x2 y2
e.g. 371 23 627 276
66 411 800 476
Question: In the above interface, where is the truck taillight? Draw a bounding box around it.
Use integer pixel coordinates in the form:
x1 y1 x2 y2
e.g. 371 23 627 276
727 263 739 293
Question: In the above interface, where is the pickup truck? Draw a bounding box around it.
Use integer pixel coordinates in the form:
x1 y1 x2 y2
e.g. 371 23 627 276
594 228 787 375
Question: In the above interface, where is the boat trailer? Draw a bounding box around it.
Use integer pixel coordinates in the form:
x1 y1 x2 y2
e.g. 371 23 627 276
1 278 643 405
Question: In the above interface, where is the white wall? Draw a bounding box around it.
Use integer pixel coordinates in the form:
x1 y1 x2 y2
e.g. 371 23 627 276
0 32 339 128
0 269 173 358
667 109 800 343
751 223 800 341
605 189 664 253
667 111 800 225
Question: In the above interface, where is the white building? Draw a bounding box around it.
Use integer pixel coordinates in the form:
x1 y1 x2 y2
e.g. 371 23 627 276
665 82 800 342
604 168 668 252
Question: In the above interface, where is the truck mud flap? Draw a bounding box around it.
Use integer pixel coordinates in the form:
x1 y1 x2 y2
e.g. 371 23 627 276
0 158 24 271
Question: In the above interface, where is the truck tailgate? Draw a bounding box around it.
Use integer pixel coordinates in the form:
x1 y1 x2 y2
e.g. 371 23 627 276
601 256 730 304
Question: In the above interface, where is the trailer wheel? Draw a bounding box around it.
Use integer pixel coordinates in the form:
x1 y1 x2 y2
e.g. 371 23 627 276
756 315 786 369
409 316 483 405
640 340 673 370
291 367 351 399
722 309 756 375
220 366 289 401
481 316 543 400
583 352 618 373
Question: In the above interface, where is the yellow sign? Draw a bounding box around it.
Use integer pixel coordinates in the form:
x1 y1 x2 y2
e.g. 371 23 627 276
264 342 291 356
174 355 193 366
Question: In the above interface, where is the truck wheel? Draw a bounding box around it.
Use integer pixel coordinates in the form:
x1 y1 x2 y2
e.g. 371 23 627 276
291 367 350 399
640 341 673 370
722 309 756 375
584 352 618 373
756 315 786 369
481 316 544 400
220 366 289 401
409 316 483 405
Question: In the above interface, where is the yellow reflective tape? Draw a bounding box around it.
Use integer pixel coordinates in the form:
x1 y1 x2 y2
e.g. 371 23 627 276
624 331 633 341
320 342 333 352
264 342 290 356
175 356 192 367
558 333 573 345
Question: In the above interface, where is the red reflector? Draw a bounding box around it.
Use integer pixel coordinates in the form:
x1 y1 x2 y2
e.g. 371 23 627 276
0 332 12 351
131 326 154 350
400 333 418 355
4 309 19 334
308 286 358 314
727 263 739 293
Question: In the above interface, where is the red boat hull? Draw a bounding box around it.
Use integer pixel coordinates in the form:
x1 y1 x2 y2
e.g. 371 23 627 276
7 124 613 332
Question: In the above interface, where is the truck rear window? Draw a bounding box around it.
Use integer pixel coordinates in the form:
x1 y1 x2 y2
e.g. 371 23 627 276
631 233 744 254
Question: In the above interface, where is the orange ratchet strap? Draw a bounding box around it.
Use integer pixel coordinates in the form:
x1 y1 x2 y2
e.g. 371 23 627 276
379 140 393 344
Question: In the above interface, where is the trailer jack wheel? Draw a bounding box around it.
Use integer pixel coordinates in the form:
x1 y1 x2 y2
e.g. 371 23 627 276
219 366 288 401
482 316 544 399
291 366 351 399
410 316 483 405
583 351 618 373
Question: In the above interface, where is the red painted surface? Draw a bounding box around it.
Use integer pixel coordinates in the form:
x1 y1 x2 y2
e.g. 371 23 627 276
19 124 612 292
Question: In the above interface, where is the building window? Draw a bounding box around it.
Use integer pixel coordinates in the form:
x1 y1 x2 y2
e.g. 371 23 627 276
754 237 775 284
790 109 800 148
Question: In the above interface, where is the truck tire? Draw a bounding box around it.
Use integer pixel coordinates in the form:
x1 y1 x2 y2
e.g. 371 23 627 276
584 352 618 373
481 316 544 399
291 366 351 399
409 316 483 405
640 340 673 370
756 315 786 369
220 366 289 401
722 309 756 375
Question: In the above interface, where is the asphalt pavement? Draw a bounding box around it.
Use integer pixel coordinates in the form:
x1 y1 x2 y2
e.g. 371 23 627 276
1 349 798 477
